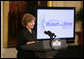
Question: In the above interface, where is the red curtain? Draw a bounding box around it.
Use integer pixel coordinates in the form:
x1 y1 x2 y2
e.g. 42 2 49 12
8 1 27 47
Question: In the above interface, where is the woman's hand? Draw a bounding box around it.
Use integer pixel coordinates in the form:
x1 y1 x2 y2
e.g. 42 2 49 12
26 41 35 45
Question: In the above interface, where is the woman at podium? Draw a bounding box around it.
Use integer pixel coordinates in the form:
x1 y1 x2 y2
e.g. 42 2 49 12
16 13 37 58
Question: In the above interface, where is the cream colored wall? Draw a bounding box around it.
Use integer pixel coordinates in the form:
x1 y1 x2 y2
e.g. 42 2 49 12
53 1 81 13
53 1 66 7
1 1 4 58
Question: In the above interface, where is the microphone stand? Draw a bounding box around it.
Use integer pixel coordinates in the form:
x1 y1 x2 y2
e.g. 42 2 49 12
49 34 56 50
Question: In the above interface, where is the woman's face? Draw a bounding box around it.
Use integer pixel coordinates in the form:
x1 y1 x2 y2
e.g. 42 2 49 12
26 20 35 29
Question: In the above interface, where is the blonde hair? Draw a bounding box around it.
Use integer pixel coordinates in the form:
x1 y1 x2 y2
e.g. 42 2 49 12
22 13 36 27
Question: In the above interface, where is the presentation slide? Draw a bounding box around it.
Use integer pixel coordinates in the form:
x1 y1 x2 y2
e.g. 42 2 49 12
37 9 74 40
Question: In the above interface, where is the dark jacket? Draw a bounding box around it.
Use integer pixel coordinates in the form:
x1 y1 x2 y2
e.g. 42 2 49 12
16 27 36 58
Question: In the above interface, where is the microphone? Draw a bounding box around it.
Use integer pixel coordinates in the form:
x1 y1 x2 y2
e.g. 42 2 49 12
44 31 56 38
44 31 51 36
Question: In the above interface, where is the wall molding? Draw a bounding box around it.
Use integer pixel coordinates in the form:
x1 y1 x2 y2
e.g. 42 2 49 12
4 1 9 48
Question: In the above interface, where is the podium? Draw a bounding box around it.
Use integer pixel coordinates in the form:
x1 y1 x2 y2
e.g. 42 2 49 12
21 39 68 58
